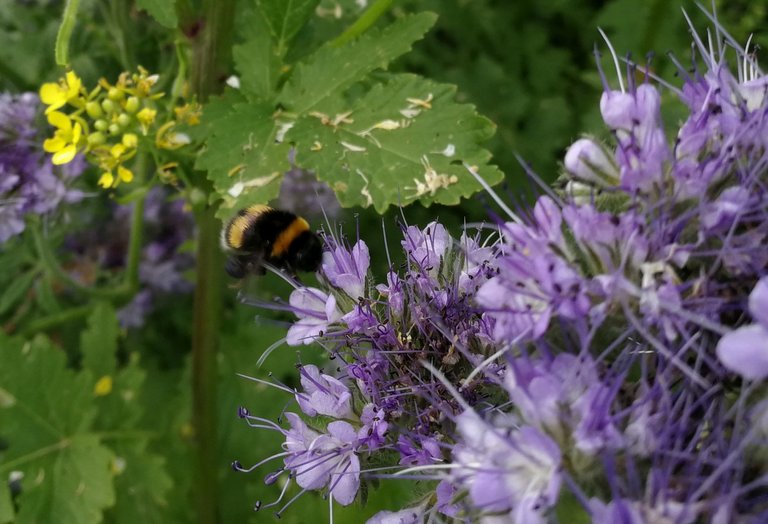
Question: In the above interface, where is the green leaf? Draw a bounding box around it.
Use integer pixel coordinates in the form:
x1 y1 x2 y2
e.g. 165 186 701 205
108 443 173 524
279 12 437 114
233 9 281 101
0 269 36 317
196 101 290 218
288 73 503 212
136 0 177 29
0 335 115 524
256 0 320 56
0 482 13 524
81 302 119 379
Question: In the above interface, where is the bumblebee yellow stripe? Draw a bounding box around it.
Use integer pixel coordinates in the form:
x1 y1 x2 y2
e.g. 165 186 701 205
225 205 271 250
271 217 310 257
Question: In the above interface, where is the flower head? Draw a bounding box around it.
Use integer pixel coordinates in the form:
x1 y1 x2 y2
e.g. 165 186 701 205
39 71 83 113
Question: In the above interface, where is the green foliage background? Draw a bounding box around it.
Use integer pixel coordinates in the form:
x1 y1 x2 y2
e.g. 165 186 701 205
0 0 764 523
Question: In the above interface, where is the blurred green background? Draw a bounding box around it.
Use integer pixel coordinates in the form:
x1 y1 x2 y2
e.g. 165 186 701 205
0 0 765 522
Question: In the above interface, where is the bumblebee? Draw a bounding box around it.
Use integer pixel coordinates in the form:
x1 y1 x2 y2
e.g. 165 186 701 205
221 205 323 278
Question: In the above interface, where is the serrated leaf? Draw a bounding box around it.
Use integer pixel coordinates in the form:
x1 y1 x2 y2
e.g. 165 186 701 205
33 278 58 313
108 443 172 524
196 102 290 218
288 73 503 212
256 0 320 56
81 302 118 379
0 335 115 524
233 9 281 101
136 0 177 29
0 483 13 524
280 12 437 114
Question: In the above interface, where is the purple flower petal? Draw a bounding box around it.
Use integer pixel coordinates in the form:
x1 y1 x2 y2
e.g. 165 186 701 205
716 324 768 380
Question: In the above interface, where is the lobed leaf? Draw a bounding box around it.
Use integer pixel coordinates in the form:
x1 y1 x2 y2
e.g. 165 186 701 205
288 73 503 212
279 12 437 114
256 0 320 56
195 101 290 219
136 0 177 29
0 335 115 524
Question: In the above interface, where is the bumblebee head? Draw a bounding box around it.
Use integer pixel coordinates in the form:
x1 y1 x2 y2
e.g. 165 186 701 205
288 231 323 272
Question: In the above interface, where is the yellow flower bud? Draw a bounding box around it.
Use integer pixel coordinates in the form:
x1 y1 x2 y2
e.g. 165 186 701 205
101 99 116 114
87 132 106 146
108 123 121 136
125 96 140 113
117 113 132 128
94 119 108 131
107 87 123 101
86 101 103 119
122 133 138 148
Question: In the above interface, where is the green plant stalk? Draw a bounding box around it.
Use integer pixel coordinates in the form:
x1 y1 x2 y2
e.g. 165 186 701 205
330 0 395 47
124 154 147 294
23 155 147 338
18 304 93 338
188 0 234 522
55 0 81 66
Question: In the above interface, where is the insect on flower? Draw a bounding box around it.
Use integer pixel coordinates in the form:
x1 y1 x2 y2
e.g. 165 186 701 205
220 205 323 278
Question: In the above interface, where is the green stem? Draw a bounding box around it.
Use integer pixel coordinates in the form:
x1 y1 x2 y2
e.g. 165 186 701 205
31 222 124 300
330 0 395 47
18 304 93 338
190 206 223 524
188 1 234 522
55 0 81 66
124 155 147 294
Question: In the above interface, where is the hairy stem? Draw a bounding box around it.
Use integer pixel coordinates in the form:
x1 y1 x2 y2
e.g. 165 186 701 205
188 0 234 522
331 0 395 47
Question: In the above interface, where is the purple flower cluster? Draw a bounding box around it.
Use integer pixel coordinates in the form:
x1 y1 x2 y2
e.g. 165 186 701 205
236 14 768 523
65 186 194 328
0 93 85 242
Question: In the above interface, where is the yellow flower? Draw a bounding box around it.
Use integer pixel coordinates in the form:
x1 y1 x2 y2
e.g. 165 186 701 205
117 165 134 184
174 103 202 126
94 375 113 396
156 121 190 150
43 111 82 165
98 165 134 189
39 71 83 113
98 172 114 188
136 107 157 134
122 133 138 148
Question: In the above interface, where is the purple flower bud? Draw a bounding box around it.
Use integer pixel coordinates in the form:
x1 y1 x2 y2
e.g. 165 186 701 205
716 324 768 380
564 138 619 186
748 276 768 327
402 221 450 274
366 506 425 524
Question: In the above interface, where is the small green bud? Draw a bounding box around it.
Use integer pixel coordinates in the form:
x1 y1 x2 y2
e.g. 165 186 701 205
188 187 207 209
101 99 116 114
124 96 140 114
108 123 121 136
107 87 124 102
87 132 106 146
117 113 132 128
85 101 103 119
94 119 109 131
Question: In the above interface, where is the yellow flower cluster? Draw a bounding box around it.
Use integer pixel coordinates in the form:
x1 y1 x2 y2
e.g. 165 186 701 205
39 68 190 189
